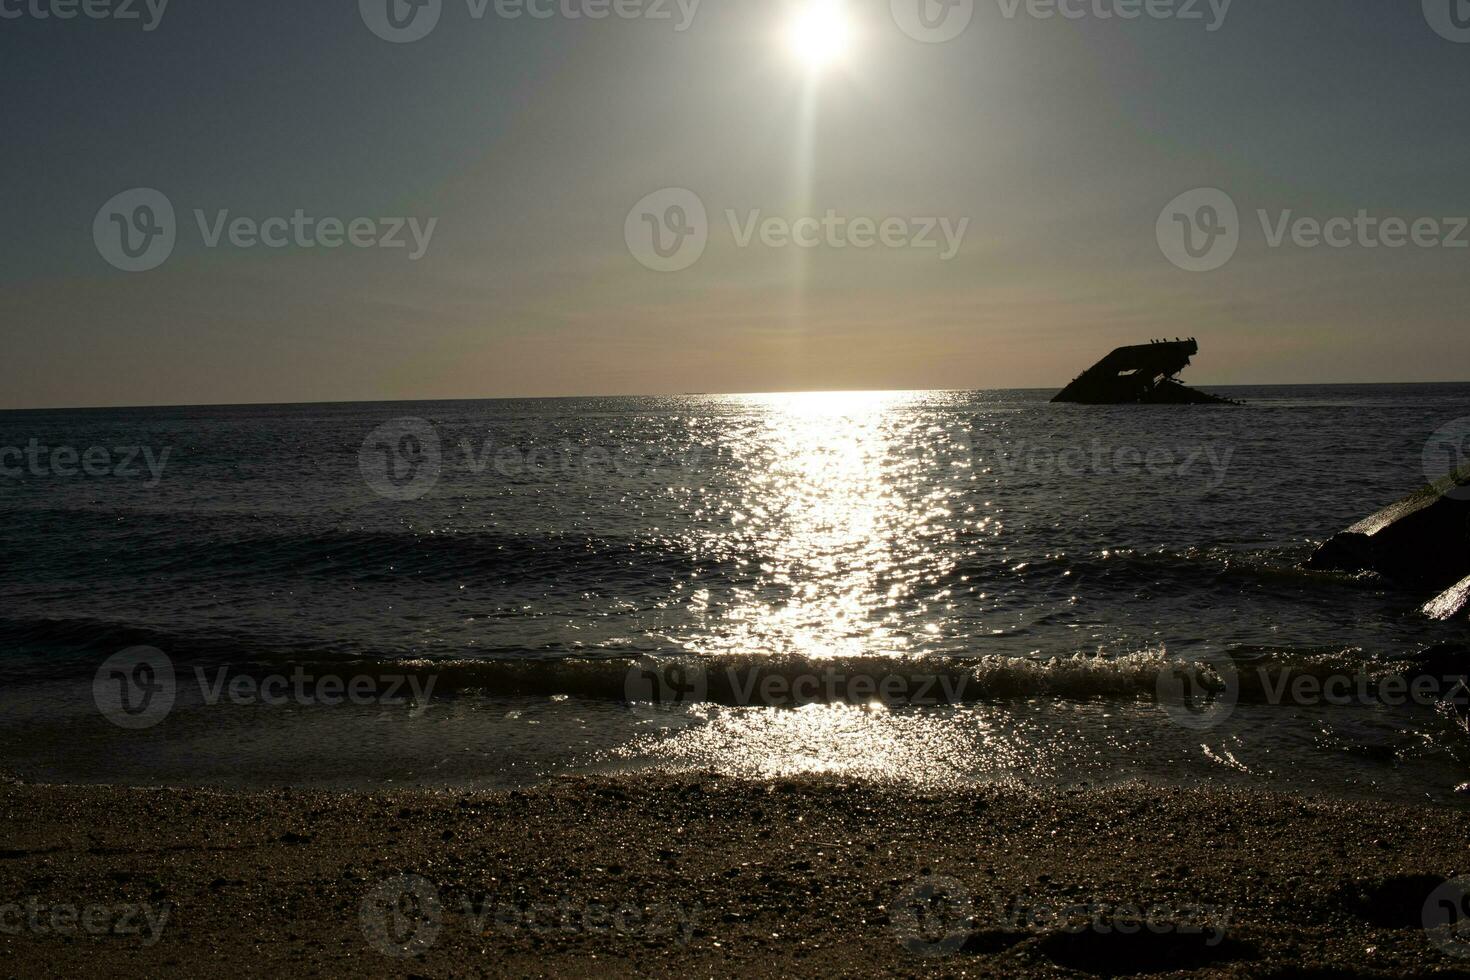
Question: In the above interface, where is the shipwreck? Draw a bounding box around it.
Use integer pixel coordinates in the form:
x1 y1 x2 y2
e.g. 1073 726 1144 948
1052 338 1237 405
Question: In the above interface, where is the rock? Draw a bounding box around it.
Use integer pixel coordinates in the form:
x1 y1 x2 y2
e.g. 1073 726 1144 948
1306 463 1470 589
1423 574 1470 620
1403 642 1470 678
1336 874 1449 929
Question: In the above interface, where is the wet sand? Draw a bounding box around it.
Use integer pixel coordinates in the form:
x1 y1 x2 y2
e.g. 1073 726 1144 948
2 774 1470 977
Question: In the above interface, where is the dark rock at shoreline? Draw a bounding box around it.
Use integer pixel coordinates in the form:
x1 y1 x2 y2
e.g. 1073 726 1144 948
1307 463 1470 590
1424 574 1470 621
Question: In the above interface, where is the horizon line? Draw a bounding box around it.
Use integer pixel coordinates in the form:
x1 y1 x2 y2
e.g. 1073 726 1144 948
3 379 1470 414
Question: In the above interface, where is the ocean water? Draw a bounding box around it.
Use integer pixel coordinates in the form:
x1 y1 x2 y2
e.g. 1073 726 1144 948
3 384 1470 800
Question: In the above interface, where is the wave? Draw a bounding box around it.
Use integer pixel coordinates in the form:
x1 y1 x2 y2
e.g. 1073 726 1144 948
940 545 1415 600
9 622 1466 711
1 521 740 589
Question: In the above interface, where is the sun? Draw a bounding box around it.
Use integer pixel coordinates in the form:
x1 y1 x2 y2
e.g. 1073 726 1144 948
785 0 854 73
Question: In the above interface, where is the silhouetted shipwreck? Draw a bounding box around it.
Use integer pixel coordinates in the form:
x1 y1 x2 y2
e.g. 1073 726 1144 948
1052 339 1237 405
1308 462 1470 619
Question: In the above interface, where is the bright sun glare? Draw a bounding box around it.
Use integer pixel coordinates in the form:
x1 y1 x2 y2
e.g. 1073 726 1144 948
785 0 853 72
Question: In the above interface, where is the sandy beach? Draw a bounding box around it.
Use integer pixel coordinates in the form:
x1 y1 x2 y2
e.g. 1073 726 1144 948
3 774 1470 977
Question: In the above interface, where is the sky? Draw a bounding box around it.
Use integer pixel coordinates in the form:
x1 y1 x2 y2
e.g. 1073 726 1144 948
1 0 1467 408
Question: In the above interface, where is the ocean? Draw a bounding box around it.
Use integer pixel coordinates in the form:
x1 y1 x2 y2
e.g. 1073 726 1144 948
3 384 1470 800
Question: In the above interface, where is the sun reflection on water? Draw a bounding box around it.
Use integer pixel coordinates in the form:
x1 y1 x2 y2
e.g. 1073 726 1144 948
682 390 962 662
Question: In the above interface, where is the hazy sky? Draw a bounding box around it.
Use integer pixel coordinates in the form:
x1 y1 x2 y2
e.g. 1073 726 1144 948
2 0 1467 407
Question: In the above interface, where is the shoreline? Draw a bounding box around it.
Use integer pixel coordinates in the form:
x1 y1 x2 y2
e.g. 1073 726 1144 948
3 775 1470 976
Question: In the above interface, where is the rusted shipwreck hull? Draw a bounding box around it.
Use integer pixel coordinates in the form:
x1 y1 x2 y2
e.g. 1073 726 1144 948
1052 339 1237 405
